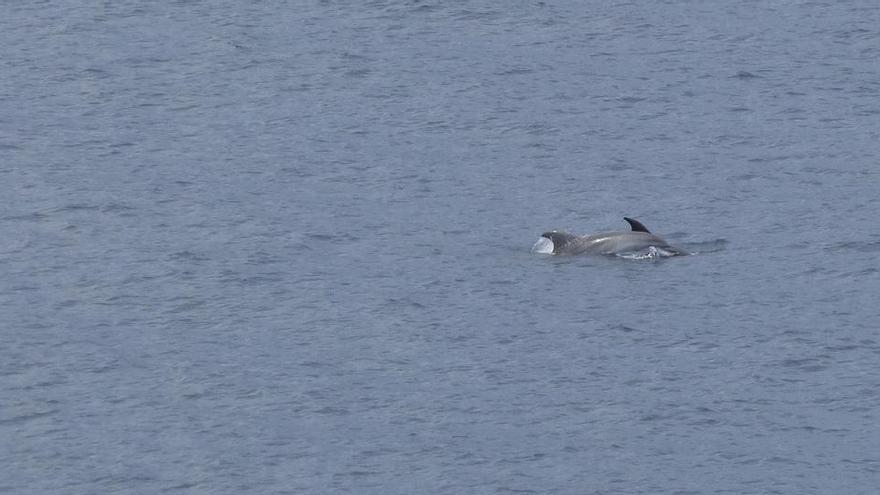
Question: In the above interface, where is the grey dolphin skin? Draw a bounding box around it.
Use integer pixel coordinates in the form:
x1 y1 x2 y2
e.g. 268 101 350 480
534 217 687 256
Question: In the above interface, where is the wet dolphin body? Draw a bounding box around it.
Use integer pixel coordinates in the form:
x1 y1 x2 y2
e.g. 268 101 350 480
532 217 686 256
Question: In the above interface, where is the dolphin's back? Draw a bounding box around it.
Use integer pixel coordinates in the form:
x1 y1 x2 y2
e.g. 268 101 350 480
584 231 670 254
561 231 680 255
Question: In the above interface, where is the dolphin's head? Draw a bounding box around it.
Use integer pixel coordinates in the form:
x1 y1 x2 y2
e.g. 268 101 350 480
533 230 577 255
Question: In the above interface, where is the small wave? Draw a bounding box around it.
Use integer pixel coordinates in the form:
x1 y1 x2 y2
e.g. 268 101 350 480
0 409 58 426
681 238 729 255
826 240 880 253
733 70 759 79
3 211 49 222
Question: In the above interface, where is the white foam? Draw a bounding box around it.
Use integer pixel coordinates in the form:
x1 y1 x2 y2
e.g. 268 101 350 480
616 246 677 260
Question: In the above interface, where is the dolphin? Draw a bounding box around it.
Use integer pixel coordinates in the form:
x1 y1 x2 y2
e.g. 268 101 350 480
531 217 687 256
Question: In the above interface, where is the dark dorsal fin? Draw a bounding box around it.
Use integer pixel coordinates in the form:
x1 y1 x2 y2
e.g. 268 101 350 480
624 217 651 233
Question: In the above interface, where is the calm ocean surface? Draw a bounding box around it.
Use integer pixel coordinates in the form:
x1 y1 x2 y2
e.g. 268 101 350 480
3 1 880 493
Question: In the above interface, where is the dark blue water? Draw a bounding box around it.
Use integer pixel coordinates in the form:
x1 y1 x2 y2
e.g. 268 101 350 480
3 1 880 493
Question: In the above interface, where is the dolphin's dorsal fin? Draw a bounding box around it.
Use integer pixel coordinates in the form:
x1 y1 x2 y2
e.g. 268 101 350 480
624 217 651 233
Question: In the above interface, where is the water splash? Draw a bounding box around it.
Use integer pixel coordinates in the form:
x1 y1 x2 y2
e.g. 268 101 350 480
616 246 678 260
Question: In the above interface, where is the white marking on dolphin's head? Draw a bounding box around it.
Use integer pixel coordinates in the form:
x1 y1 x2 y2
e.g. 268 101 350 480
533 231 577 255
532 235 555 254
